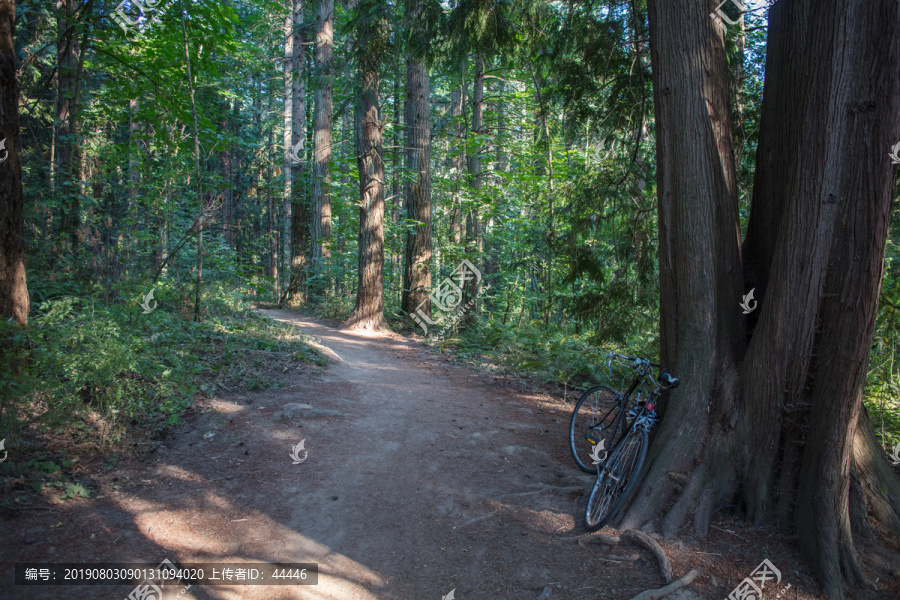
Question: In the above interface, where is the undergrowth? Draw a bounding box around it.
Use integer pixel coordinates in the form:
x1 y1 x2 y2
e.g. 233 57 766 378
0 276 325 509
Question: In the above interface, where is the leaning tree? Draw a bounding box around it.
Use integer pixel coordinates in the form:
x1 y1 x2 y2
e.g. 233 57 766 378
617 1 900 598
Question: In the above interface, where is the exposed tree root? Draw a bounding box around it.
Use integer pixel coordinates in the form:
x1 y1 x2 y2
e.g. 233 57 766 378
626 569 700 600
577 529 675 583
575 533 621 547
622 530 673 583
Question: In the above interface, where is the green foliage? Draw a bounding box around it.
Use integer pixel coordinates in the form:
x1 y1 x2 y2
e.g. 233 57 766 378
1 274 324 450
866 205 900 449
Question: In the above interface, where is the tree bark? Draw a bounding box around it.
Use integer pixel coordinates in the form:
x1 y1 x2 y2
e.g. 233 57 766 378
625 2 900 599
462 54 484 325
285 1 307 305
282 0 295 291
400 0 432 318
221 99 233 249
311 0 334 282
0 0 27 326
449 64 466 244
55 0 78 246
620 0 744 533
345 3 389 331
178 0 204 322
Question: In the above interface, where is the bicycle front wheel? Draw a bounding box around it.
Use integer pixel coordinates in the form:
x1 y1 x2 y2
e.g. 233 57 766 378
569 385 622 473
583 427 648 531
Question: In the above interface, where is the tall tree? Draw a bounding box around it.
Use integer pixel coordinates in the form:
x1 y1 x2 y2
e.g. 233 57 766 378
345 0 391 331
0 0 26 326
449 71 465 245
285 0 307 304
282 0 296 289
311 0 334 283
461 53 484 324
55 0 78 245
400 0 433 317
619 2 900 599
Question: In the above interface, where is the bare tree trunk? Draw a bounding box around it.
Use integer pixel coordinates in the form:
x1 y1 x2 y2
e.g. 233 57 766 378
0 0 27 326
462 54 484 325
268 130 278 293
285 1 307 305
178 0 205 322
345 20 389 331
620 0 744 531
449 63 466 244
311 0 334 287
55 0 78 247
221 99 233 249
400 0 431 317
282 0 295 294
739 2 900 596
623 2 900 599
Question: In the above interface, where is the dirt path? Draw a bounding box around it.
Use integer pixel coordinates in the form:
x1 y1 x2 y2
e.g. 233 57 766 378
3 311 833 600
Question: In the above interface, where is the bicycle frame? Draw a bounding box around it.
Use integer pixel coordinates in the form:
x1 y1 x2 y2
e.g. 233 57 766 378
589 356 663 462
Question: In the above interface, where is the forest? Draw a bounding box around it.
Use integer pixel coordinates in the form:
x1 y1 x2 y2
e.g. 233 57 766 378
1 1 899 599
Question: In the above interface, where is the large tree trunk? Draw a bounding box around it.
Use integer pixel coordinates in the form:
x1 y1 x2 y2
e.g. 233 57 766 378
0 0 27 326
623 2 900 599
620 0 745 537
285 1 307 305
345 19 389 332
400 0 432 318
743 2 900 596
282 0 295 292
310 0 334 286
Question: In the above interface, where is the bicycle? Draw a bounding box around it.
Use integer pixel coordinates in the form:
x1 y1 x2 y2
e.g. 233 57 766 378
568 351 679 530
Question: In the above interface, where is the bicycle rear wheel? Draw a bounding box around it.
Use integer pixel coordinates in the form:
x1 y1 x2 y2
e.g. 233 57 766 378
569 386 623 473
583 427 648 531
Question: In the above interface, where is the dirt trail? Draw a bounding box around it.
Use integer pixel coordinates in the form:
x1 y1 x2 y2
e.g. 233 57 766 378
3 311 828 600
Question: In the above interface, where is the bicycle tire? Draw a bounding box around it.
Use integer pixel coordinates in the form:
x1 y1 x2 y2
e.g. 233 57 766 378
583 426 648 531
569 385 623 473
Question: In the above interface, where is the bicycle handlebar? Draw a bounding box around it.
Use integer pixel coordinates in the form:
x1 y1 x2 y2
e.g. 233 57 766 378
606 351 679 389
606 351 660 369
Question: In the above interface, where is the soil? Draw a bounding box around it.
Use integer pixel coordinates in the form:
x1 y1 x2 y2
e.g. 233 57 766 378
1 310 895 599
